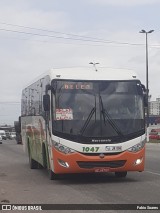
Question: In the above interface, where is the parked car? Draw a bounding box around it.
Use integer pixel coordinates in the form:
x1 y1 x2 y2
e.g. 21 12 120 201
0 130 7 140
5 131 10 139
9 132 16 140
149 132 160 140
0 135 2 144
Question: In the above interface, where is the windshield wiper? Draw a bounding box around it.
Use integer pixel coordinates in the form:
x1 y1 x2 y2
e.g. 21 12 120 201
79 107 96 136
99 95 123 137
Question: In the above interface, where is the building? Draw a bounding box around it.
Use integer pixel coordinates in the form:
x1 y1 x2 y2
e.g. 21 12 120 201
149 98 160 126
0 125 15 132
149 98 160 115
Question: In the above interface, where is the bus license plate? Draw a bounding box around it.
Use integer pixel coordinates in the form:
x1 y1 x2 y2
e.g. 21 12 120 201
94 168 110 173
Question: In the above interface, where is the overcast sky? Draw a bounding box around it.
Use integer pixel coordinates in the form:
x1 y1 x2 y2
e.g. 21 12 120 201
0 0 160 125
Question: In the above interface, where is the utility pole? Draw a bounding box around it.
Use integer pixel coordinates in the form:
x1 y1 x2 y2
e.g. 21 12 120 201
139 29 154 127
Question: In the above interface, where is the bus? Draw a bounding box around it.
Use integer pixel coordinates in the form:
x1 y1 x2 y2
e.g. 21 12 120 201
20 67 146 179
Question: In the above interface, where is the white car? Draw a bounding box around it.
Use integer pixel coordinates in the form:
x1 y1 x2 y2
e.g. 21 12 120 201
0 135 2 144
9 132 16 140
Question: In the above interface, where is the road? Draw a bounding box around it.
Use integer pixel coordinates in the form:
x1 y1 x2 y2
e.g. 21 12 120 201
0 140 160 212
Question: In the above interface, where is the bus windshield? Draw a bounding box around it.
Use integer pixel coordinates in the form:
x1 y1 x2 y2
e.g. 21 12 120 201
52 80 145 144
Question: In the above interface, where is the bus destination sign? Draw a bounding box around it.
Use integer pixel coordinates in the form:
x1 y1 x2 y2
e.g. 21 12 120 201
63 83 93 90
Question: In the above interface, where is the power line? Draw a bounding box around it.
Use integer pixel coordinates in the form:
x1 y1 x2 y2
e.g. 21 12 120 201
0 27 144 46
1 21 160 48
1 27 129 46
1 32 160 48
1 21 139 44
0 21 109 42
0 27 146 46
0 115 15 116
0 102 20 104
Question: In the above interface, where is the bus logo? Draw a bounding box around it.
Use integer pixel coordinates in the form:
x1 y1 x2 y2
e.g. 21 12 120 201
99 153 105 159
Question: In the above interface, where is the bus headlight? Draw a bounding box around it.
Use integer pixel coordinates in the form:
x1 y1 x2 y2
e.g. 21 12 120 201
52 141 76 154
127 140 145 153
135 158 143 165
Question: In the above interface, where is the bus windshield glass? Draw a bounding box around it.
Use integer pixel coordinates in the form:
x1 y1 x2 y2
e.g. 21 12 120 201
52 80 145 143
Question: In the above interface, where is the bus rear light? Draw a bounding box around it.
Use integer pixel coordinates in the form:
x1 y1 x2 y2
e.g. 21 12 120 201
134 158 143 165
58 159 70 168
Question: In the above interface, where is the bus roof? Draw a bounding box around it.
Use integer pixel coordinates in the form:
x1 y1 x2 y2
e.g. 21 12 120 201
24 67 140 89
48 67 139 81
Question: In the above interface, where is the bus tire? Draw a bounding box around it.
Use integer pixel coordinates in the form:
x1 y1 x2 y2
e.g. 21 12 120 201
115 171 127 178
29 157 39 169
28 143 38 169
48 169 58 180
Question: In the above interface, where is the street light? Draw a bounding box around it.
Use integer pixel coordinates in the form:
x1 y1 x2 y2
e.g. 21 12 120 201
139 29 154 127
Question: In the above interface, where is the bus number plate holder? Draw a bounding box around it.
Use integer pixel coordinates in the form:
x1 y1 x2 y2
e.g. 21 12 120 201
94 168 110 173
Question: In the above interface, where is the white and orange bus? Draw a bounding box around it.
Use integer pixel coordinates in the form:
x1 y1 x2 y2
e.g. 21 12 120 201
21 67 146 179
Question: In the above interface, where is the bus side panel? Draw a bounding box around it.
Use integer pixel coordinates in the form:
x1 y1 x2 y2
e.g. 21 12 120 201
21 115 48 166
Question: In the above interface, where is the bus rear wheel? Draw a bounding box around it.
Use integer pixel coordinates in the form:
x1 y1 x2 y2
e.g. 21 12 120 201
28 144 38 169
115 171 127 178
28 151 39 169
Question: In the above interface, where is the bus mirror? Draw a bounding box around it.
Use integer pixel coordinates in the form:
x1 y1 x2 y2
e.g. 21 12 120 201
51 87 56 94
43 94 50 111
46 84 51 93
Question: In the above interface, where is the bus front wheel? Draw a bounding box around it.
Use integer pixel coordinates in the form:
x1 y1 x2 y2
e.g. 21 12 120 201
48 169 58 180
115 171 127 178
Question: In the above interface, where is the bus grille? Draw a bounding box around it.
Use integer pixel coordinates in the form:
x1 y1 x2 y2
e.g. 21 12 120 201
77 160 126 169
80 152 122 156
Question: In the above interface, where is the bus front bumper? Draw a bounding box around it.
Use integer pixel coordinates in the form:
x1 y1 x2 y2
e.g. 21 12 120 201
52 147 145 174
